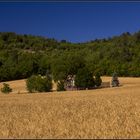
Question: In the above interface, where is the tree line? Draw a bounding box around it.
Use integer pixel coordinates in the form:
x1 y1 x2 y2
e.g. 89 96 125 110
0 31 140 84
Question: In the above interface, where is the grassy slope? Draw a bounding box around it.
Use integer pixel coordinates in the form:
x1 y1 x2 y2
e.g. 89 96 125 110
0 77 140 138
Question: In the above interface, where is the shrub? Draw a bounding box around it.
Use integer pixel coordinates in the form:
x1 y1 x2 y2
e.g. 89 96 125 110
111 72 119 87
1 83 12 94
26 75 52 93
75 67 95 90
95 74 102 87
57 80 66 91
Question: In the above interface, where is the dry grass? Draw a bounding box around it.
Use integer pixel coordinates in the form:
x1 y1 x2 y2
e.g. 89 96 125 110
0 77 140 138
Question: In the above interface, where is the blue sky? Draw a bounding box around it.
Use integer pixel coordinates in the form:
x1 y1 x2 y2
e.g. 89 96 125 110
0 2 140 42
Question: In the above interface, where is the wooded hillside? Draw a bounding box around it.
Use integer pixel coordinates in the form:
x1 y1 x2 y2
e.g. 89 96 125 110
0 31 140 82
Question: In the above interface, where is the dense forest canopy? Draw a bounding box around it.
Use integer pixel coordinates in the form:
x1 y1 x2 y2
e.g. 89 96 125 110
0 31 140 82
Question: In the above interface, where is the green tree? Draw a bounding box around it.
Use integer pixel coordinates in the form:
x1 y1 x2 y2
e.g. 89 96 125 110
26 75 52 93
1 83 12 93
51 54 68 82
75 67 95 90
95 74 102 87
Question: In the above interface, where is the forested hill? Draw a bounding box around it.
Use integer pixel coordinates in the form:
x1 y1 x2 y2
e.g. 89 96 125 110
0 31 140 82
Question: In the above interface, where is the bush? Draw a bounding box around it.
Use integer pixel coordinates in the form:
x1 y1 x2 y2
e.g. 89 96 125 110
26 75 52 93
95 74 102 87
57 80 66 91
111 72 119 87
1 83 12 94
75 67 95 90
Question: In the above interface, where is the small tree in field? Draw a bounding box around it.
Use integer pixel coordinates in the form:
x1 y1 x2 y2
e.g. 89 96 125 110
111 72 119 87
95 74 102 87
1 83 12 94
26 75 52 93
75 67 95 90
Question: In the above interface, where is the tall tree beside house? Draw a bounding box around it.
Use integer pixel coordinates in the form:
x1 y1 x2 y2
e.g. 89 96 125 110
75 67 95 90
95 73 102 87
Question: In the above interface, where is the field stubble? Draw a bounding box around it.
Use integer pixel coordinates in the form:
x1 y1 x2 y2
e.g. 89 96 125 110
0 77 140 138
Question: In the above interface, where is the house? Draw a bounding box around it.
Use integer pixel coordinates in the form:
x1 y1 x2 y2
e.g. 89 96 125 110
65 75 77 91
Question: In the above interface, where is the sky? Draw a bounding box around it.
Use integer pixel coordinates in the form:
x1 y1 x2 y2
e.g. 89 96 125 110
0 2 140 43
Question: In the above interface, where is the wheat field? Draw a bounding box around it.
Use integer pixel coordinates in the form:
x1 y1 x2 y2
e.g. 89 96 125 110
0 77 140 138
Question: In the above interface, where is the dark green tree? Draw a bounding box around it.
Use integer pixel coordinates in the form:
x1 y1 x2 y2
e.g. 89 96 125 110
75 67 95 90
95 74 102 87
51 55 68 82
26 75 52 93
1 83 12 94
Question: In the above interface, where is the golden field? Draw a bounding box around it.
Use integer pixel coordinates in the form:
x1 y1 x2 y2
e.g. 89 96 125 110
0 77 140 138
